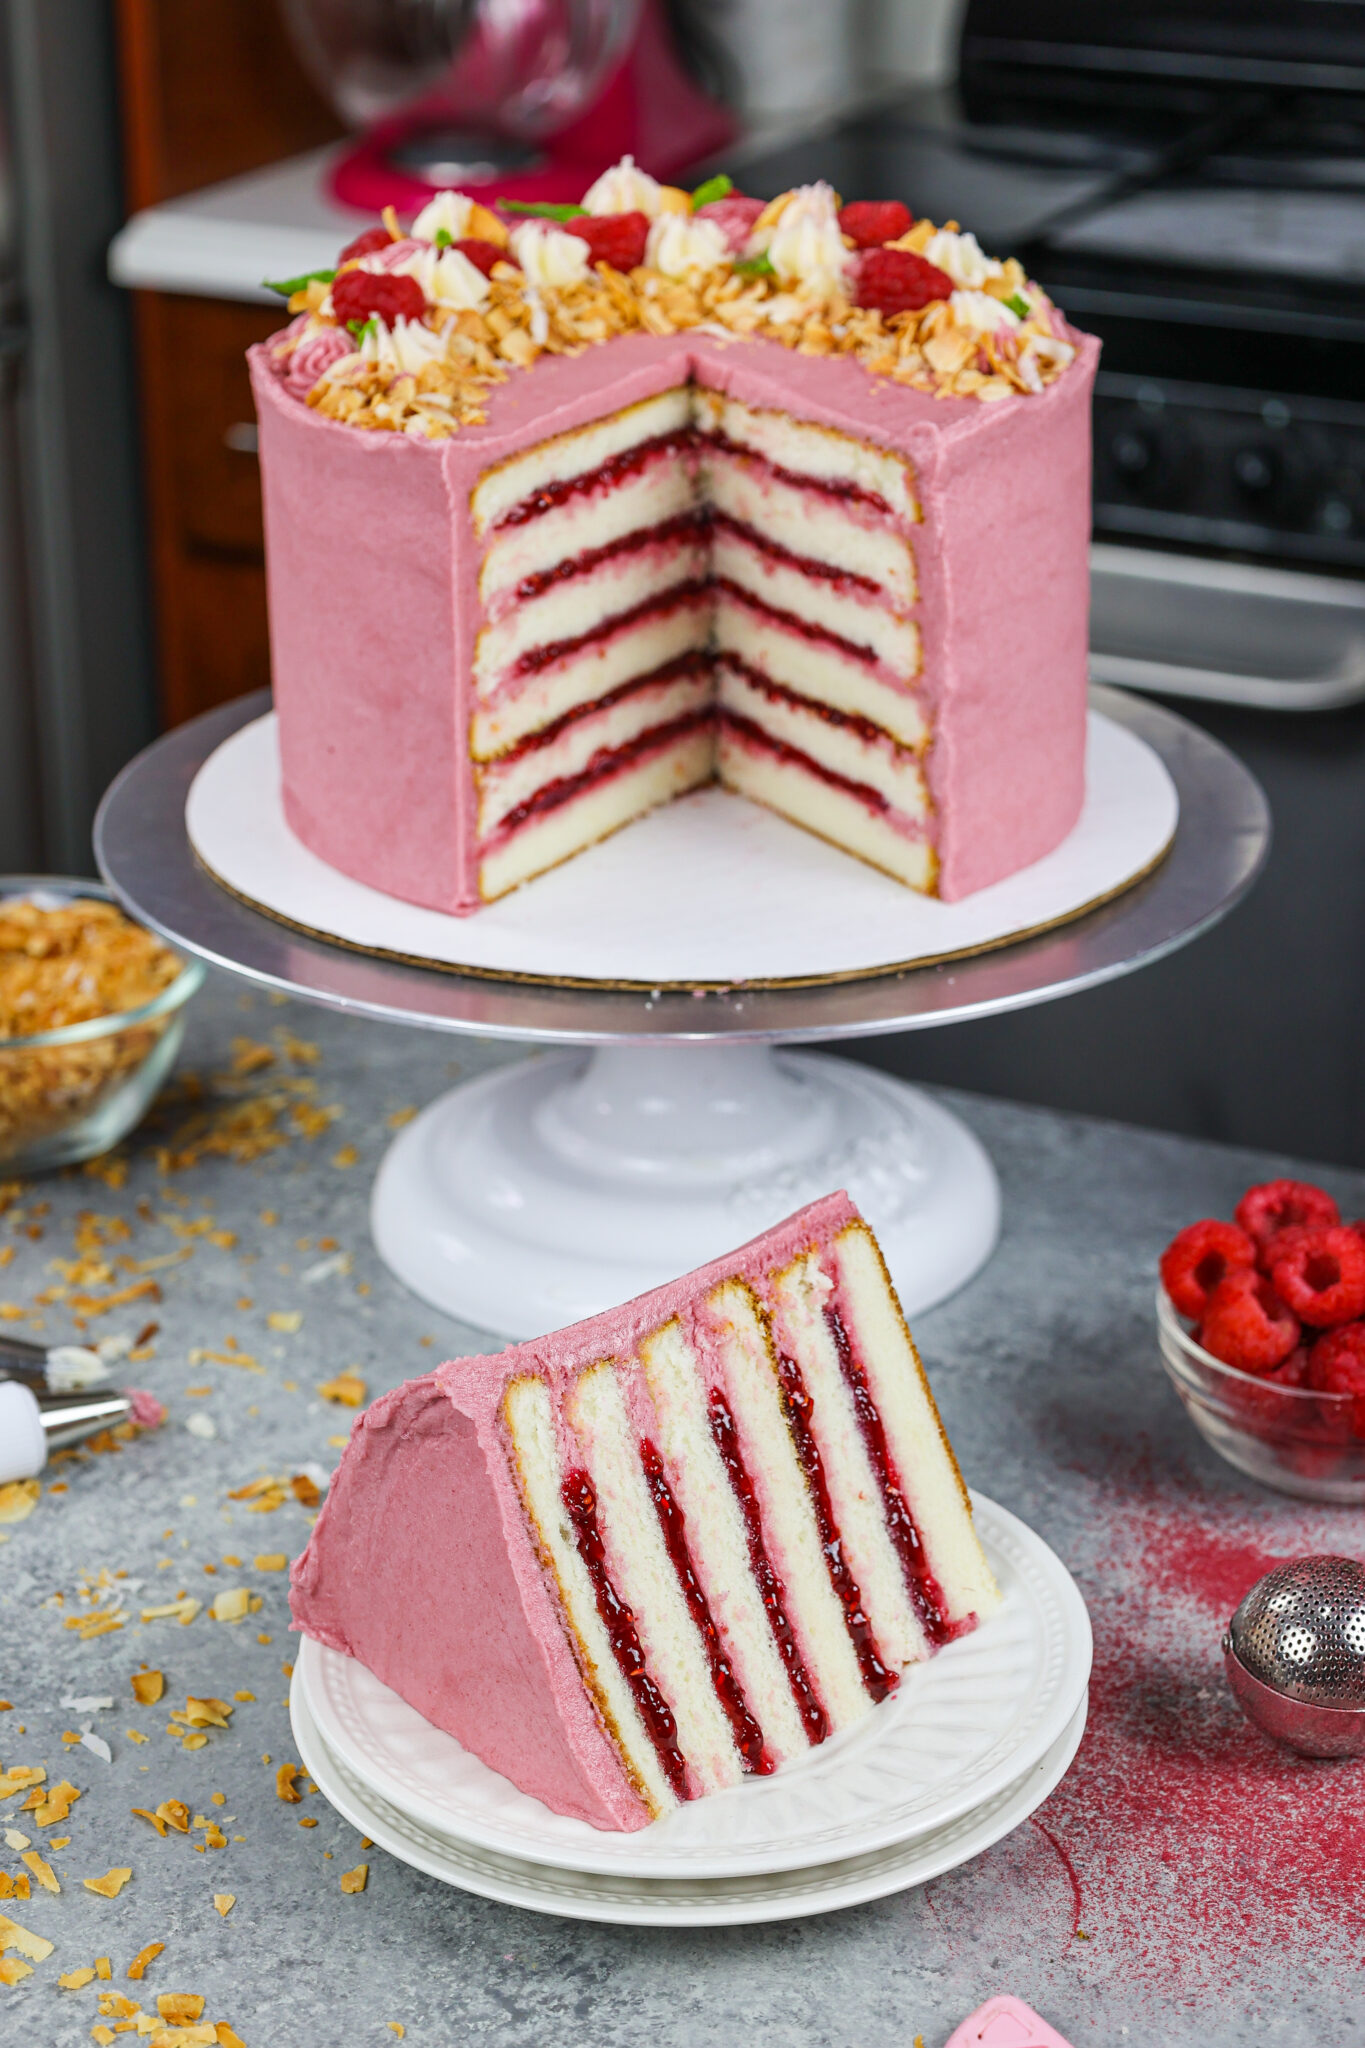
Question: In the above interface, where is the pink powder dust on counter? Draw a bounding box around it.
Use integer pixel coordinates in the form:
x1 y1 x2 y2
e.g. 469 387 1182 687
927 1451 1365 2012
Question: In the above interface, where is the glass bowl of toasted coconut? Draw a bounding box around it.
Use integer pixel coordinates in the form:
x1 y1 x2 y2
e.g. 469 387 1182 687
0 879 203 1174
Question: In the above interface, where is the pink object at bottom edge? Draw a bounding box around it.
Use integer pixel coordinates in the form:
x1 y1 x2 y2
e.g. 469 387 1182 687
944 1994 1075 2048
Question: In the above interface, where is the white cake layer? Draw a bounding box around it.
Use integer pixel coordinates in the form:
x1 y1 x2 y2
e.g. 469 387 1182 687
471 387 693 537
707 1281 873 1729
567 1363 744 1797
475 669 713 840
503 1375 676 1818
639 1318 811 1764
768 1253 927 1672
712 526 919 675
694 389 920 525
479 455 700 611
832 1224 1002 1626
714 597 927 749
702 445 917 607
478 724 714 902
473 537 708 695
471 607 711 760
719 727 937 894
717 663 929 822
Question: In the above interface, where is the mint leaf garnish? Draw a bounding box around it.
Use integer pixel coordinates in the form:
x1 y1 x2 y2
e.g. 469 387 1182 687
1005 291 1031 319
498 200 587 222
733 252 774 278
346 316 378 342
263 268 336 297
690 174 733 211
434 227 453 248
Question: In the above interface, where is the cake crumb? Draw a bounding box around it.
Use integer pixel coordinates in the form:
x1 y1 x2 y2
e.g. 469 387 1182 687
339 1863 368 1893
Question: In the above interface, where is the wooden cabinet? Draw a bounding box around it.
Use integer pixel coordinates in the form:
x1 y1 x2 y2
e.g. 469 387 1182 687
115 0 343 727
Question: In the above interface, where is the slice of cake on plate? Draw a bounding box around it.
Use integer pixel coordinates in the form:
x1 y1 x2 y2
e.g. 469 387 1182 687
250 166 1097 914
290 1190 1000 1831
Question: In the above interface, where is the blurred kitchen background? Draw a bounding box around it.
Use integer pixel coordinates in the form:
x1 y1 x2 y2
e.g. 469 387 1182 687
0 0 1362 1165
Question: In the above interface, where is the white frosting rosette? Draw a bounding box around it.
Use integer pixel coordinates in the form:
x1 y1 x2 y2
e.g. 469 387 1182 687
752 184 851 298
581 155 664 218
922 229 1004 290
645 213 730 278
509 222 592 289
411 190 476 243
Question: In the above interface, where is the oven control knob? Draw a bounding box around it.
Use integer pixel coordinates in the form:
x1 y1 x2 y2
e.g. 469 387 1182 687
1111 427 1159 482
1232 443 1280 499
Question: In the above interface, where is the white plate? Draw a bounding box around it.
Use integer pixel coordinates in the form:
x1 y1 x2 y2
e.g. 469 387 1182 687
291 1677 1088 1927
186 710 1177 988
296 1492 1091 1880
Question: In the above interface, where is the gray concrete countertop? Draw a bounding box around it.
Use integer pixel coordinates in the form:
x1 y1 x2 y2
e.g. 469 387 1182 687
3 974 1363 2047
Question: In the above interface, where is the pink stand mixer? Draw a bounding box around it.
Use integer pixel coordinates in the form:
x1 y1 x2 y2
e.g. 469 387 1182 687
279 0 736 212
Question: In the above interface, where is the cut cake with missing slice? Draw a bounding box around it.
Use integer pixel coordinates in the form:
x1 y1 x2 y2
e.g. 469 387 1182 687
290 1191 1000 1832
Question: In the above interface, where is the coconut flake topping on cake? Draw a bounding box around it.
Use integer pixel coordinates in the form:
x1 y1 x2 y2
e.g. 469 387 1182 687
263 162 1078 439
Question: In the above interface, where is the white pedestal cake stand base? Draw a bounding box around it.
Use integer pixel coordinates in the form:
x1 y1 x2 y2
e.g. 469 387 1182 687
372 1044 999 1335
95 686 1268 1339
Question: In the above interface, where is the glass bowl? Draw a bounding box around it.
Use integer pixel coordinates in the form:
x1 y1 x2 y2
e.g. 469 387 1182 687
0 878 204 1176
1156 1284 1365 1503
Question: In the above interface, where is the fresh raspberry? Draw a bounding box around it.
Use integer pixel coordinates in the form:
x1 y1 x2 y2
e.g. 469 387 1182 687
854 246 954 316
567 211 650 273
1222 1343 1312 1434
1269 1225 1365 1327
336 225 393 265
1199 1268 1300 1373
695 194 765 252
330 268 426 329
1307 1323 1365 1435
451 238 509 278
1234 1177 1339 1254
1160 1218 1257 1319
839 200 914 249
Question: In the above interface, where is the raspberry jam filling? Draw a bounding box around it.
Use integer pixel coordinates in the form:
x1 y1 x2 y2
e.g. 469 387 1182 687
707 1389 829 1746
561 1468 689 1802
701 430 898 523
484 707 713 846
719 710 928 837
774 1351 897 1702
513 580 710 680
711 512 891 600
640 1440 771 1774
712 579 888 673
824 1305 955 1646
492 654 711 766
513 512 708 605
718 653 922 755
497 429 695 529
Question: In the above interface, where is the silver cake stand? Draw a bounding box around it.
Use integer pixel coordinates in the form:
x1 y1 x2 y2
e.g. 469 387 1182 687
95 684 1268 1339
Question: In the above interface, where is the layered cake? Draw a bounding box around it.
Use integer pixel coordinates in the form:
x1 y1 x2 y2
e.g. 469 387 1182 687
291 1190 1000 1831
252 166 1097 913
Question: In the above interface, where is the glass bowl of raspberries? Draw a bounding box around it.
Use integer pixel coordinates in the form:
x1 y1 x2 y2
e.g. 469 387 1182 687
1158 1178 1365 1502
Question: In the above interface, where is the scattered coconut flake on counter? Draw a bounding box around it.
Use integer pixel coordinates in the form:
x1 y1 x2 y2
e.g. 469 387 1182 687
79 1731 113 1763
60 1694 113 1712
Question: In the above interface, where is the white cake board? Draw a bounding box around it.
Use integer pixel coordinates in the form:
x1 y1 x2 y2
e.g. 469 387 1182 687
185 710 1177 990
179 706 1177 1336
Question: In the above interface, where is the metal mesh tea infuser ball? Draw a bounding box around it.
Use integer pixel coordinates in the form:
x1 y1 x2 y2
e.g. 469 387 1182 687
1224 1555 1365 1758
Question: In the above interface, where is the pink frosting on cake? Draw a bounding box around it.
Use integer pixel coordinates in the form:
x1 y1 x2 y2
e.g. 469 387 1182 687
290 1192 860 1830
250 329 1097 910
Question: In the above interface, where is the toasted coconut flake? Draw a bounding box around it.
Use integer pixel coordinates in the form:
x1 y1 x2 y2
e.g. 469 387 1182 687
0 1765 45 1798
0 1479 39 1523
84 1867 132 1898
20 1849 58 1892
0 1909 55 1960
127 1941 165 1980
131 1672 164 1706
316 1372 366 1409
59 1964 97 1988
157 1994 205 2024
339 1863 368 1894
211 1894 234 1917
208 1590 249 1625
275 1763 302 1804
0 1955 33 1984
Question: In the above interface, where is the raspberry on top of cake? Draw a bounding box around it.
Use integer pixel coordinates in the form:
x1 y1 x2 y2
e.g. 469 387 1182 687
265 161 1079 438
290 1190 1001 1832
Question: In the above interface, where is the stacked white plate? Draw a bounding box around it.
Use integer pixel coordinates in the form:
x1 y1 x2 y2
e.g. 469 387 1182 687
290 1493 1092 1926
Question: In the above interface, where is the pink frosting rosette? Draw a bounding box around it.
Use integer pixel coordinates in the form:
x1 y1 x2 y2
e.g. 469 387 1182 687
286 325 354 398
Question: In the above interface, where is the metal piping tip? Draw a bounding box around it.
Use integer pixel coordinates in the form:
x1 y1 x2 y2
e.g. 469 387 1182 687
35 1386 138 1455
